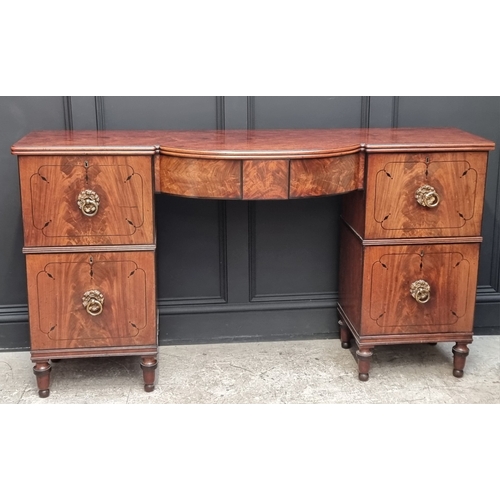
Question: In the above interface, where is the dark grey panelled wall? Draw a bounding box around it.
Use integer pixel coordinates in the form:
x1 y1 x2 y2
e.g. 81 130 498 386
0 97 498 350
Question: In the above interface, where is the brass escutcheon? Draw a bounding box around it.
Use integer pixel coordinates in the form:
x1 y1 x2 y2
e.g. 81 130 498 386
410 280 431 304
77 189 100 217
82 290 104 316
415 185 440 208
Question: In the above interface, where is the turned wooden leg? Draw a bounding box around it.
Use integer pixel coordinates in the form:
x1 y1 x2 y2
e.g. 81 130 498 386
33 361 51 398
140 356 157 392
356 347 373 381
338 320 352 349
452 343 470 378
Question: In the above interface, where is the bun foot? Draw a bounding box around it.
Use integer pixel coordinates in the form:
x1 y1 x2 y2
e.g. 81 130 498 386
356 347 373 382
452 343 469 379
338 319 352 350
33 361 51 398
140 356 158 393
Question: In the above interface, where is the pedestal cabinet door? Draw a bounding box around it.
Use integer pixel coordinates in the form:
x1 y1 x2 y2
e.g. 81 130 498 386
25 252 156 350
18 156 154 247
365 152 487 239
362 243 479 335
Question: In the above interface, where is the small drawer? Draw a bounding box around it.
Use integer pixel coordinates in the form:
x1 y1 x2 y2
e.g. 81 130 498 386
25 251 157 350
361 243 479 335
18 156 154 246
290 153 362 198
159 155 242 199
364 152 488 238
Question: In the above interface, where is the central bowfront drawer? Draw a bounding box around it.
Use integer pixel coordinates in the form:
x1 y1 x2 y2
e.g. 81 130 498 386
25 251 157 351
363 152 488 239
158 152 362 200
19 155 154 247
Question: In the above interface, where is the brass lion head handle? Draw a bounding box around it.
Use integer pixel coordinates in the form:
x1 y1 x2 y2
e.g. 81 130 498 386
77 189 100 217
415 185 440 208
410 280 431 304
82 290 104 316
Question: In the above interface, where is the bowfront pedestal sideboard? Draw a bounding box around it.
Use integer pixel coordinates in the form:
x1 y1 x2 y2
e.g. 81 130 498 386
12 128 495 396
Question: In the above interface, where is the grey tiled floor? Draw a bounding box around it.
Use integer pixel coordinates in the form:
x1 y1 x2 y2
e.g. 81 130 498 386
1 336 499 403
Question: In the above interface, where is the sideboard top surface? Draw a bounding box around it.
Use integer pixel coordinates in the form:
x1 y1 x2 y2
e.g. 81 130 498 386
11 128 495 157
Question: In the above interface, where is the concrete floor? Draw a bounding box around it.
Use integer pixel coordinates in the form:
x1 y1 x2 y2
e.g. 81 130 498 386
0 336 499 403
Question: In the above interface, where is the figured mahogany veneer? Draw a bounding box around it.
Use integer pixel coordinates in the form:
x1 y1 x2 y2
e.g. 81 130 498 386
343 152 488 239
339 224 479 336
243 160 289 200
160 156 242 199
11 127 495 393
26 251 157 351
13 128 494 156
160 154 364 200
290 154 363 198
19 155 154 247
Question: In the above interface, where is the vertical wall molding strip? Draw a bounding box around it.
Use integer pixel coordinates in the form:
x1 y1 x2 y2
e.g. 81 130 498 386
216 97 226 130
391 97 400 128
248 202 257 300
247 97 255 130
491 152 500 291
360 97 370 128
63 97 73 131
218 201 229 302
94 96 105 131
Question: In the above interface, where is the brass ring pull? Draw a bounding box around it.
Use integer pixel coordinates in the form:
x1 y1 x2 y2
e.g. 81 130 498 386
82 290 104 316
410 280 431 304
77 189 100 217
415 185 440 208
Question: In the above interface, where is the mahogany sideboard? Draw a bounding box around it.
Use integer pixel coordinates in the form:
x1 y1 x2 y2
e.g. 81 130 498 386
11 128 495 396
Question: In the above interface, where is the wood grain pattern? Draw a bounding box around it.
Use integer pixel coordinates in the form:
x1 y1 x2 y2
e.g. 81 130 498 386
153 153 161 193
360 243 479 335
337 305 473 347
12 130 158 155
23 244 156 254
290 153 362 198
159 130 361 158
360 128 495 152
341 190 366 237
338 224 481 340
365 152 488 238
31 345 158 360
12 128 495 157
12 128 496 385
19 155 154 246
362 236 483 246
338 222 364 334
159 155 241 199
242 160 288 199
26 251 157 350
